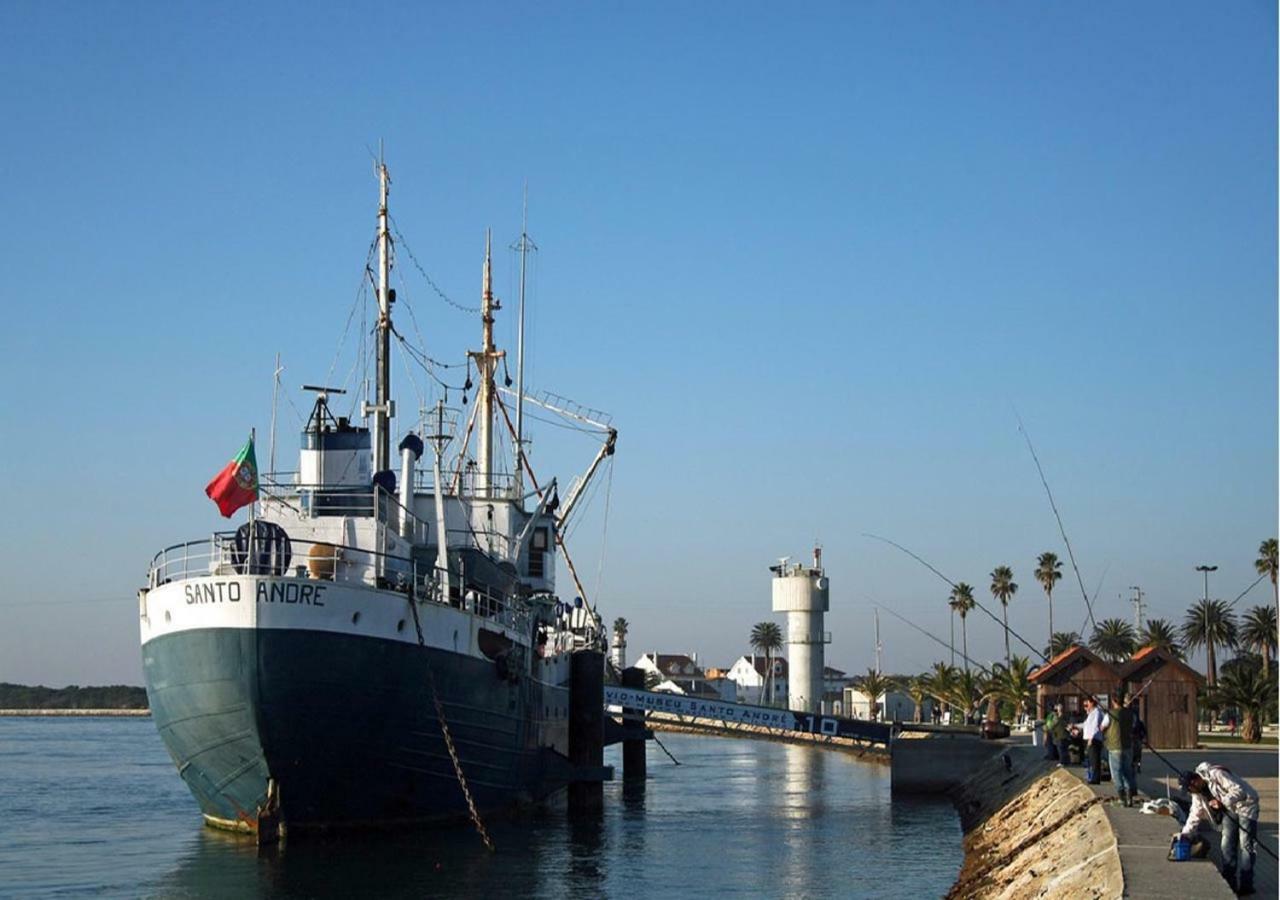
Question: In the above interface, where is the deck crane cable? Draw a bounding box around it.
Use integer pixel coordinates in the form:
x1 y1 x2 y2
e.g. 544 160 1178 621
389 216 482 314
1014 410 1098 634
593 457 615 608
864 533 1277 861
324 235 377 390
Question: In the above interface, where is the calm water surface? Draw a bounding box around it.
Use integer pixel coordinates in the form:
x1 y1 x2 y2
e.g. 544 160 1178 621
0 718 961 898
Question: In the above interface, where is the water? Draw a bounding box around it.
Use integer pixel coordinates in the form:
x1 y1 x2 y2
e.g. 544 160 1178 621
0 718 961 898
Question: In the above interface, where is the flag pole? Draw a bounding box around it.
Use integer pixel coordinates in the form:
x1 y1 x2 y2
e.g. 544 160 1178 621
249 427 256 571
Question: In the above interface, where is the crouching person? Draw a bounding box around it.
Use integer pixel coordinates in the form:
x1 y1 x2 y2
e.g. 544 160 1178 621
1178 763 1260 895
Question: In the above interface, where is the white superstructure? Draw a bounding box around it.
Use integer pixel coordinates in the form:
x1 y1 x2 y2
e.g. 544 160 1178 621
770 548 830 714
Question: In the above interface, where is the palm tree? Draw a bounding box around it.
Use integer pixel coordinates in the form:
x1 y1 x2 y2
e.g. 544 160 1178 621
1182 599 1238 687
856 669 896 721
1047 631 1082 657
1257 538 1278 628
996 656 1036 722
926 662 960 720
749 621 784 704
954 668 983 724
906 675 931 723
1240 605 1277 680
1209 666 1276 743
1035 552 1063 651
1139 618 1182 658
1089 618 1137 665
990 565 1018 667
949 583 976 673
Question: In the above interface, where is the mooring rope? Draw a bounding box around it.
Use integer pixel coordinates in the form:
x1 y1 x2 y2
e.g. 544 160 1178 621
407 596 496 851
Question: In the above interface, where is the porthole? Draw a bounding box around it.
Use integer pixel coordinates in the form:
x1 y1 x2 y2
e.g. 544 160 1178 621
397 619 405 633
165 610 171 623
352 612 361 625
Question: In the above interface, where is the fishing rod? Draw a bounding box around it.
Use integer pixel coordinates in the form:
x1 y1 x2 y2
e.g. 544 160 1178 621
864 532 1277 861
1077 561 1111 638
870 599 993 677
1015 410 1098 633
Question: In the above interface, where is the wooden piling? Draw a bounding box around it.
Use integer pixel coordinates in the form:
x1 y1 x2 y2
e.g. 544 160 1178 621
621 666 647 781
568 650 604 814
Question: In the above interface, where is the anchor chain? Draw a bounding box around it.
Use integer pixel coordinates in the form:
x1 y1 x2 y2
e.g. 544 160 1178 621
408 596 495 852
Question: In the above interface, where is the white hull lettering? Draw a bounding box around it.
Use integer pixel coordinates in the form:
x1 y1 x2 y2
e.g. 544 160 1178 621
184 582 242 604
255 581 327 606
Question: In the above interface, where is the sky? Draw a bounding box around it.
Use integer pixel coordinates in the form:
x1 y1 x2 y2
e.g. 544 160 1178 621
0 2 1275 686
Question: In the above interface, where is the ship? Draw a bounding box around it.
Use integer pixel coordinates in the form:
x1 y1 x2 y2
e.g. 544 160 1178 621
137 160 617 841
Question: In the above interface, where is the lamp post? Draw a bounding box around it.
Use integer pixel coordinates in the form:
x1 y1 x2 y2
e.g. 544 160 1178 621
1195 564 1219 690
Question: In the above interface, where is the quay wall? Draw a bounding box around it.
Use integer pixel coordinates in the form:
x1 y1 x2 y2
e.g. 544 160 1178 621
0 709 151 717
645 715 889 758
946 747 1122 899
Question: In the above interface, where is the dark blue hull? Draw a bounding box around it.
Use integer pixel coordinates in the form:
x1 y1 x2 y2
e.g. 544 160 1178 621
142 627 569 832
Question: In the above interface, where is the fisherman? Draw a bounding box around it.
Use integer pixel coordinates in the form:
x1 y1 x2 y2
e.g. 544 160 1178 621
1047 702 1070 765
1043 704 1061 761
1101 688 1137 806
1178 763 1260 895
1074 695 1107 784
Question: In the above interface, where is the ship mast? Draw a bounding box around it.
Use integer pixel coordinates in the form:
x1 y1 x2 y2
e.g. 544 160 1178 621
470 232 503 497
370 156 395 474
513 185 536 501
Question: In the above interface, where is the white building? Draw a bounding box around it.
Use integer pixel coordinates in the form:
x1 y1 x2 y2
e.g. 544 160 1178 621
634 653 720 697
726 655 789 705
822 666 851 715
843 686 932 723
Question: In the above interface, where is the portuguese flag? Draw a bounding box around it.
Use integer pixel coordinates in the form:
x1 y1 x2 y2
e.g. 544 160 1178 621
205 436 259 517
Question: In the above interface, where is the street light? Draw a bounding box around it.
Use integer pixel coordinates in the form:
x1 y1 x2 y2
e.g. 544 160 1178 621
1195 564 1218 605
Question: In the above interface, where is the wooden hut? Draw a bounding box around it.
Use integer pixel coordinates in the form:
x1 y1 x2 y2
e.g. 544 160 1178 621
1029 645 1121 723
1119 646 1204 749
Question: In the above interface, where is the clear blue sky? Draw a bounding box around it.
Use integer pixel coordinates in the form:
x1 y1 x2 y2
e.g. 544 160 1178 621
0 2 1275 685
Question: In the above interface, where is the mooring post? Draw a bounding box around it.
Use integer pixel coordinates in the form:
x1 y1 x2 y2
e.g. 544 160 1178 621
621 666 647 781
568 649 604 815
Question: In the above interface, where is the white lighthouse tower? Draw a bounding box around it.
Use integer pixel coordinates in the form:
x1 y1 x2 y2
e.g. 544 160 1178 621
771 547 830 714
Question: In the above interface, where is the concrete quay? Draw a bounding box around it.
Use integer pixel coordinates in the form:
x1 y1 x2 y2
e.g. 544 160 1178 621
943 744 1276 899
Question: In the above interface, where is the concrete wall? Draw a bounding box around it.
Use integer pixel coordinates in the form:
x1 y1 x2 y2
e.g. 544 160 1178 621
890 733 1006 794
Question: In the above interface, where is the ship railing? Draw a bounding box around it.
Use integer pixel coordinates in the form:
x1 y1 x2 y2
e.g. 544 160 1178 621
146 536 531 635
255 477 428 544
416 468 521 500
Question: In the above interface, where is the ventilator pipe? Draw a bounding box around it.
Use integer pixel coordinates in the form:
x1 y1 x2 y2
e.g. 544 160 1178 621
398 433 423 537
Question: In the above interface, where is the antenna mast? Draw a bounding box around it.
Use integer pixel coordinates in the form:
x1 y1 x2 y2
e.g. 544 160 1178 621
1129 585 1146 632
512 184 537 502
874 608 883 675
368 152 395 474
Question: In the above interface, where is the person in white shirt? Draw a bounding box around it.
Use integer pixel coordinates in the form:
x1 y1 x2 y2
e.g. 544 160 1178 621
1072 695 1108 784
1179 762 1260 895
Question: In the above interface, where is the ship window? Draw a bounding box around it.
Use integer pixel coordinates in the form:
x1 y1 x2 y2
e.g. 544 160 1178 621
529 549 545 580
531 528 549 552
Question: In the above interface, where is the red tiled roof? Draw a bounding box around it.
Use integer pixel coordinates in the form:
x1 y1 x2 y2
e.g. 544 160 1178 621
1119 645 1205 685
1029 644 1118 683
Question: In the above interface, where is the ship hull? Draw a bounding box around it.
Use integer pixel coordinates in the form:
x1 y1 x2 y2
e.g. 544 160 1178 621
140 577 571 832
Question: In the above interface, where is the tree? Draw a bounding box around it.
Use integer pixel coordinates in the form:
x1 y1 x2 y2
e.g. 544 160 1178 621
856 669 895 722
1182 599 1237 687
949 583 976 673
1240 605 1277 680
750 621 784 705
906 675 931 723
1209 666 1276 743
925 662 960 720
1089 618 1137 665
1035 552 1063 652
990 565 1018 667
983 656 1035 723
1139 618 1182 658
1257 538 1278 629
613 617 628 639
1047 631 1082 657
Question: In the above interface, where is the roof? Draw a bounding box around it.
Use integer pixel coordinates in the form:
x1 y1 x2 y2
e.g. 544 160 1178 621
823 666 847 677
1119 645 1206 685
640 653 706 678
1029 644 1120 685
733 654 789 677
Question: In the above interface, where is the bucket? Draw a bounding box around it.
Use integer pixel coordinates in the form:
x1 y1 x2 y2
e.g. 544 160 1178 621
1168 835 1191 862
